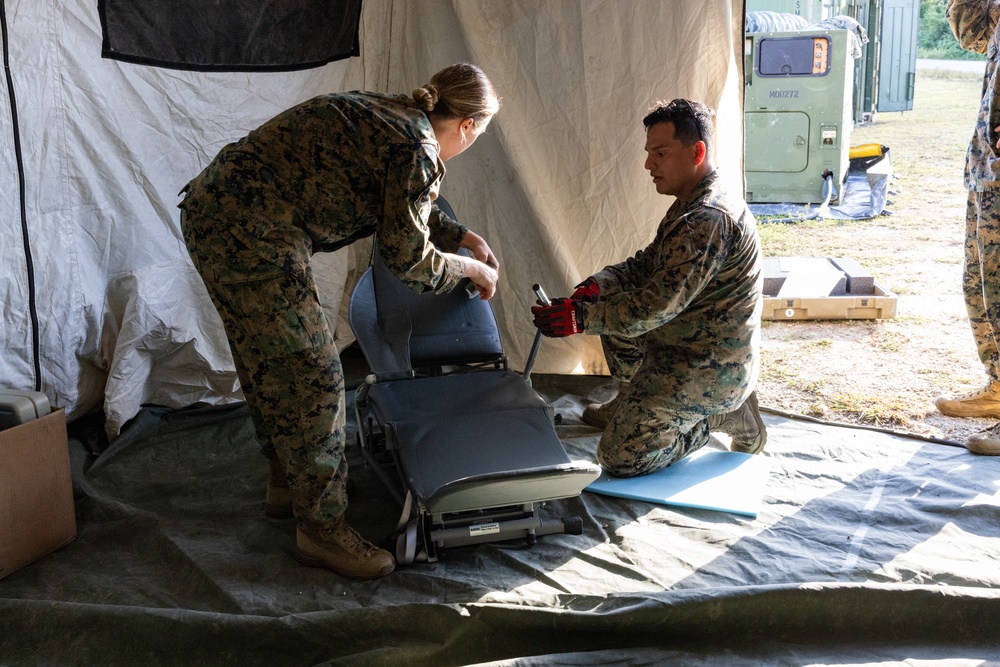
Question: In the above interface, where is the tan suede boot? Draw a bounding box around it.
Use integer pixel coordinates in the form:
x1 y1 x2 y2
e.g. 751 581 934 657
264 458 293 519
581 382 625 429
708 391 767 454
935 381 1000 419
966 422 1000 455
296 517 395 579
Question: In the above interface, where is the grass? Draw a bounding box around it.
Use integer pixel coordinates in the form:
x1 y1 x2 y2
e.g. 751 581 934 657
755 69 993 440
826 392 915 428
758 74 981 259
919 67 983 81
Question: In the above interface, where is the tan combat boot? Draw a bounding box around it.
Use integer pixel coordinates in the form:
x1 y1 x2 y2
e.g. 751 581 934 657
296 517 395 579
935 381 1000 419
581 382 626 429
708 391 767 454
966 422 1000 455
264 458 293 519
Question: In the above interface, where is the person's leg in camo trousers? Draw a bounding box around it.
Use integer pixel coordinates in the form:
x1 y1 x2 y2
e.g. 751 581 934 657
591 332 764 475
966 189 1000 385
943 188 1000 454
580 333 644 428
937 190 1000 418
182 210 394 578
199 271 350 525
597 384 712 478
590 333 708 477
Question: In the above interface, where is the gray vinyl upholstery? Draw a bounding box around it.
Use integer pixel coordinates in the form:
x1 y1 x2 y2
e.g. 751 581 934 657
348 197 600 518
367 371 601 513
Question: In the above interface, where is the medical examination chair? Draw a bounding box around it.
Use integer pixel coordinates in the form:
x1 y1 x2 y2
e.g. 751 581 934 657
348 199 601 564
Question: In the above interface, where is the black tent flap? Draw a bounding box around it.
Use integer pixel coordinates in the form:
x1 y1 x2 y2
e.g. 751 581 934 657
99 0 362 72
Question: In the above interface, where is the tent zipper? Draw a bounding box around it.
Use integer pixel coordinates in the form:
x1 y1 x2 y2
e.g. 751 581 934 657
0 0 42 391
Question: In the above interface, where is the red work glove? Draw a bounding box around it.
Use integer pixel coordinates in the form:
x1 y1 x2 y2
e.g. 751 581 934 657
571 277 600 303
531 298 584 337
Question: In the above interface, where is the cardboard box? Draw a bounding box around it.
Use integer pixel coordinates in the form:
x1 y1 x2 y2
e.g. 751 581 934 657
0 408 77 580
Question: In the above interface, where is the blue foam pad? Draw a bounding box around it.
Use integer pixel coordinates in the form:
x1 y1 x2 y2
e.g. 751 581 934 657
585 448 772 518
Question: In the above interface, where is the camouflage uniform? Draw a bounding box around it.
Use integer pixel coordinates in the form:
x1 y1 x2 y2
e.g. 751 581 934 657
179 92 468 525
948 0 1000 385
578 172 762 477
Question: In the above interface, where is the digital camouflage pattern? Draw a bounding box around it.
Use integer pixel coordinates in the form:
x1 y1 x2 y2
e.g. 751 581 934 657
949 1 1000 382
579 172 762 477
180 91 467 292
948 0 1000 191
963 190 1000 382
180 92 469 525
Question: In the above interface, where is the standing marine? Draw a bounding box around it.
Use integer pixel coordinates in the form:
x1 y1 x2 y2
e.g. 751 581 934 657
937 0 1000 454
180 63 501 578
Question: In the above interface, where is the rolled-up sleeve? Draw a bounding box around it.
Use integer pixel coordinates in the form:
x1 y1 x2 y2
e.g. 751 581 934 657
378 143 465 293
427 203 467 252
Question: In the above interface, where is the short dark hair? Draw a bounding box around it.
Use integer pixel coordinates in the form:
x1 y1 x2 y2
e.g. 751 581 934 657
643 98 715 156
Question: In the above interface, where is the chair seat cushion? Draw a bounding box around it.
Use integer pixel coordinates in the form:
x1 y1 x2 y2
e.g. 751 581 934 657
367 371 599 513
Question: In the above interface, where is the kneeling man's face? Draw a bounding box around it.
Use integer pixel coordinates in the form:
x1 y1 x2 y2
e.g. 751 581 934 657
643 121 700 198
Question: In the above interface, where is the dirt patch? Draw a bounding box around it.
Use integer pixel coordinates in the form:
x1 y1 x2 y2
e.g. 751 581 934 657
756 68 995 444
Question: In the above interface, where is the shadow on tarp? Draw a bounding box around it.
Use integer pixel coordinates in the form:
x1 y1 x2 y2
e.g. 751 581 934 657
2 376 1000 665
672 424 1000 591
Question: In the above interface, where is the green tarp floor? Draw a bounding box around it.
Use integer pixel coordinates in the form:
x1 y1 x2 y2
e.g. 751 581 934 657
2 374 999 666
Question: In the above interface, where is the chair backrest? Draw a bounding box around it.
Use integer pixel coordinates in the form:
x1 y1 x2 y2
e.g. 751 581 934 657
348 197 505 381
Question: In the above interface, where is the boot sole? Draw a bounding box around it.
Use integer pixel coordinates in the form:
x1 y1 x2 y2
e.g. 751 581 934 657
294 548 395 580
728 393 767 455
580 412 610 429
731 435 766 455
936 404 1000 419
966 439 1000 455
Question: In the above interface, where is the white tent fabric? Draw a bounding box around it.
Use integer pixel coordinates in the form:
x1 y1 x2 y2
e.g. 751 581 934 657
0 0 745 437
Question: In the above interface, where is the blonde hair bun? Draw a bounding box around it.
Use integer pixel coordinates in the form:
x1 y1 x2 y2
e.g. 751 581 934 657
411 84 440 112
417 63 500 128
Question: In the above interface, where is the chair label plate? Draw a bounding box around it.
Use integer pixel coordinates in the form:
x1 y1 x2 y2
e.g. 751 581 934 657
469 522 501 536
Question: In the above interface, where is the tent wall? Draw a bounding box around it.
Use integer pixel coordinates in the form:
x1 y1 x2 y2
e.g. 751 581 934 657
0 0 745 436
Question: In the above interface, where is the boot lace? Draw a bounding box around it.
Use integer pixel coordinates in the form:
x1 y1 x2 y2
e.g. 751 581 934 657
322 521 377 557
954 384 1000 401
975 421 1000 435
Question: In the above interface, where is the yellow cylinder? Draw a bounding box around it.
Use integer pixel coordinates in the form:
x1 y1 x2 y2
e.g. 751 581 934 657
849 143 884 159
